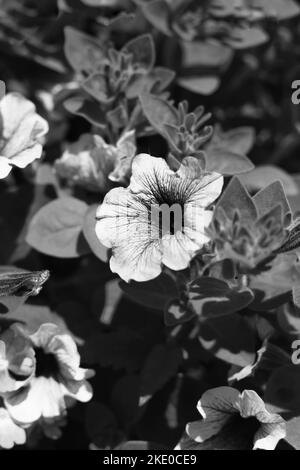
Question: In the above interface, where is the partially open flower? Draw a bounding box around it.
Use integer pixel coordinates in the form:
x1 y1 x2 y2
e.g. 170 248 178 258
55 130 136 193
95 153 223 282
0 326 35 393
176 387 286 450
0 92 49 179
0 401 26 449
4 323 94 426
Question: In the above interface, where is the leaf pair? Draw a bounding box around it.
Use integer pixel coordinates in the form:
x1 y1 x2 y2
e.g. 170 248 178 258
141 93 254 175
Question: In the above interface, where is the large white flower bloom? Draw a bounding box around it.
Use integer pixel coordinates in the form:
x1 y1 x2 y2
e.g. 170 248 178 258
176 387 286 450
95 154 223 282
4 324 94 426
0 93 49 179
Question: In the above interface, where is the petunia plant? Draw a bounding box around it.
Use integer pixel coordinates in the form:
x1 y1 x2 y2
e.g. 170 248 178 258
63 28 175 141
1 2 300 452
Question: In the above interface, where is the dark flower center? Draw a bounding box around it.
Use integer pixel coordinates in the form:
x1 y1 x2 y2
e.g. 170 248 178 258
140 171 193 237
196 415 261 450
35 347 60 378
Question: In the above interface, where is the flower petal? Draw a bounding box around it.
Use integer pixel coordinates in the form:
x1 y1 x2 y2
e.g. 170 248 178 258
62 379 93 403
0 407 26 449
186 387 240 442
129 153 174 195
8 143 43 168
5 379 44 424
161 233 195 270
0 93 35 138
96 187 163 281
184 172 224 208
253 420 286 450
0 93 48 170
0 156 12 179
238 390 286 450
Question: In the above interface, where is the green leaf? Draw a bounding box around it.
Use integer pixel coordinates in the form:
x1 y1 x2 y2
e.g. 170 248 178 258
107 105 128 130
293 285 300 309
265 365 300 416
228 342 291 383
64 26 106 73
164 299 195 326
253 181 292 219
81 73 113 104
0 186 33 264
240 166 299 197
260 0 300 20
177 76 220 96
188 277 254 318
26 197 89 258
120 273 178 310
140 93 178 139
0 295 27 316
126 67 175 99
180 41 233 68
199 314 256 367
64 96 106 128
277 302 300 336
136 0 171 36
110 375 140 429
5 304 66 333
85 402 121 449
227 26 269 49
249 253 300 311
83 205 109 263
140 343 182 397
92 279 123 325
209 126 255 155
122 34 155 72
83 328 148 372
205 148 254 175
205 126 255 175
285 417 300 450
150 67 176 93
215 177 257 224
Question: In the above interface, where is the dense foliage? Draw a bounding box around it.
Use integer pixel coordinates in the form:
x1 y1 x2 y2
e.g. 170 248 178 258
0 0 300 450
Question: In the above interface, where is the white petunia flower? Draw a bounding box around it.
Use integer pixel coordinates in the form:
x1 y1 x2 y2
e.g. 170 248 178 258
4 323 94 426
55 130 136 193
95 154 223 282
176 387 286 450
0 92 49 179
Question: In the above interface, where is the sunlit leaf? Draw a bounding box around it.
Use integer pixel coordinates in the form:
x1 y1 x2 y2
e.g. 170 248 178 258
26 197 89 258
140 344 183 397
199 314 256 367
188 277 254 318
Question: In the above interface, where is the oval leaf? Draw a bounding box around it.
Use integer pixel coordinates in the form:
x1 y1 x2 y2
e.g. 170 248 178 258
26 197 89 258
